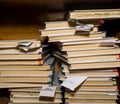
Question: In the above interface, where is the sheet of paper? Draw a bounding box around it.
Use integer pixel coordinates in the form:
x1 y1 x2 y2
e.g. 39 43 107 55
39 86 56 98
61 76 87 91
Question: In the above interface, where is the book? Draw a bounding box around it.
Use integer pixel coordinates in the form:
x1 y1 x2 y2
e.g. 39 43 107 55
68 54 120 64
0 54 42 60
0 60 43 65
0 83 50 88
70 61 120 70
0 77 50 83
62 43 116 51
67 99 117 103
69 9 120 20
45 21 74 29
0 70 52 77
0 65 50 71
67 94 117 100
0 48 42 54
40 28 76 37
67 48 120 58
49 32 104 42
0 40 41 49
62 37 117 46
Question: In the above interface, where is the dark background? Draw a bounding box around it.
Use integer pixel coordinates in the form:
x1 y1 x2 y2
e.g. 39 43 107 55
0 1 120 104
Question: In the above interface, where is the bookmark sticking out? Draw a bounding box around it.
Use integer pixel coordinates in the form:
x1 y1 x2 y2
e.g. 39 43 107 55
18 41 33 47
61 76 87 91
39 86 56 98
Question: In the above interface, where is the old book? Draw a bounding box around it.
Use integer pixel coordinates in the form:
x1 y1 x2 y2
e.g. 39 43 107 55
67 99 117 103
66 91 119 96
0 77 50 83
67 71 118 78
45 21 74 29
0 65 50 71
9 86 61 92
11 92 62 98
49 32 104 42
67 94 117 100
0 83 50 88
10 97 62 103
62 43 116 51
67 48 120 58
82 80 116 86
70 9 120 20
69 102 117 104
0 48 42 54
0 54 42 60
0 70 52 77
40 27 76 37
68 54 120 64
75 86 118 92
0 60 43 65
0 40 40 49
70 61 120 70
62 37 116 46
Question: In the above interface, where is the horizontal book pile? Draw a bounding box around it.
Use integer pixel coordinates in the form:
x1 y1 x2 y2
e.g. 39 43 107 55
0 40 63 104
40 18 120 104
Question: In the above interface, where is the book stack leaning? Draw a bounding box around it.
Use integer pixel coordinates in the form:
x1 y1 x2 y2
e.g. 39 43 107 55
40 14 120 104
0 39 62 104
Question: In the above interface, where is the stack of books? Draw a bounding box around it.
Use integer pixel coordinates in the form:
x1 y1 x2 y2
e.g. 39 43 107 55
63 9 120 104
0 39 59 104
40 14 120 103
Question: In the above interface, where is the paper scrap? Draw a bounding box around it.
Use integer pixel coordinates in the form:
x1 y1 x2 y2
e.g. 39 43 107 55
18 41 32 46
39 86 56 98
61 76 87 91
